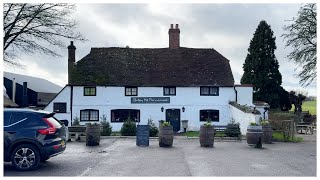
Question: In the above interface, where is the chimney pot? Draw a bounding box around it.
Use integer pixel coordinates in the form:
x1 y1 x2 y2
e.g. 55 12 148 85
70 41 74 45
170 24 173 29
175 24 179 29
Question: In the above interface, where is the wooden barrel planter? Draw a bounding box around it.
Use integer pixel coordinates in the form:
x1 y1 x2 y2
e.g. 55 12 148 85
246 125 263 148
262 125 272 144
85 123 101 146
158 126 173 147
199 126 214 147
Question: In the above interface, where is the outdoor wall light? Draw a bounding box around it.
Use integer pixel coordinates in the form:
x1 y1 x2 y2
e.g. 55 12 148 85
182 107 185 112
161 107 164 112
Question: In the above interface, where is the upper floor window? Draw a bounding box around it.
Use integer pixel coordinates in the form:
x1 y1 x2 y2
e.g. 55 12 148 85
163 87 176 96
200 109 219 122
80 109 99 121
53 102 67 113
125 87 138 96
84 87 96 96
200 86 219 96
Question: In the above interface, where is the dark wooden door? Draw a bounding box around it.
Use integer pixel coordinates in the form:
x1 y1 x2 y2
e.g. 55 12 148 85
166 109 181 132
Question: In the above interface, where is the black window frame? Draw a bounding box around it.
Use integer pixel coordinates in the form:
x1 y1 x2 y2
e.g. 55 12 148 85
125 87 138 96
163 86 176 96
84 87 96 96
200 86 219 96
53 102 67 113
80 109 99 122
200 109 219 122
111 109 140 123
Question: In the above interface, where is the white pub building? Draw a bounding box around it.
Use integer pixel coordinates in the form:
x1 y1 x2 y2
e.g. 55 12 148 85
45 24 264 134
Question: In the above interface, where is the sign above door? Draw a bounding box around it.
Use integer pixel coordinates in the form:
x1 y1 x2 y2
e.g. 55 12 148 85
131 97 170 104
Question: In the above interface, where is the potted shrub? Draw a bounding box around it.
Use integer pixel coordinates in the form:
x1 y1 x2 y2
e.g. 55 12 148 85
120 118 137 136
261 120 272 144
246 122 263 148
199 121 214 147
158 121 173 147
225 119 241 139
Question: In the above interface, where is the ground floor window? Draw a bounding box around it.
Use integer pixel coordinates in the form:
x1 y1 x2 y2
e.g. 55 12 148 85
200 109 219 122
111 109 140 122
80 109 99 121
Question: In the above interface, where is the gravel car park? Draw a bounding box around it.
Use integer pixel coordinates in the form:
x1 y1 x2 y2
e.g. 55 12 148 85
4 137 316 176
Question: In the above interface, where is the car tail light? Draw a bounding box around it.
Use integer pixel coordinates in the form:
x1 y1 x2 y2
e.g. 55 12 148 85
38 118 57 135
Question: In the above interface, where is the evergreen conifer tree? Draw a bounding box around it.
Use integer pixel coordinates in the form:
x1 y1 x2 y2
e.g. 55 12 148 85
241 20 282 108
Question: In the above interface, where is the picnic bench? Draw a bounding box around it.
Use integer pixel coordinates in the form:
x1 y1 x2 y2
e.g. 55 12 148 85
68 126 86 141
295 122 316 135
213 125 241 140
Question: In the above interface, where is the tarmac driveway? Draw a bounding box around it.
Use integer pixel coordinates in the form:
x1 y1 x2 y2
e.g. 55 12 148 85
4 137 316 176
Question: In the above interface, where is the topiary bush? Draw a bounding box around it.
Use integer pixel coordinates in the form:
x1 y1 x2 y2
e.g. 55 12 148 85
224 119 241 137
100 114 112 136
148 119 159 137
120 118 137 136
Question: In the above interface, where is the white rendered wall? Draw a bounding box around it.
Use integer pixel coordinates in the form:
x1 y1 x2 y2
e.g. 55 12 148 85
45 86 240 131
255 106 269 120
235 87 253 106
230 105 261 135
44 86 71 125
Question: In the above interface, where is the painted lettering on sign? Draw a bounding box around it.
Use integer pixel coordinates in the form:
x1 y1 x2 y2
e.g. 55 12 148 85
131 97 170 104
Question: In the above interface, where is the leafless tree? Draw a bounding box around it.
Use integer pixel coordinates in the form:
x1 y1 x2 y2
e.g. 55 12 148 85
282 3 317 86
3 3 86 66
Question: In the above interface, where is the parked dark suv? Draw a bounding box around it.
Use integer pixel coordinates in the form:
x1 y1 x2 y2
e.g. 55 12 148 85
4 108 67 171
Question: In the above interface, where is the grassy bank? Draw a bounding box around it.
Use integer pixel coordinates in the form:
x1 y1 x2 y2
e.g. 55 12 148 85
290 100 317 115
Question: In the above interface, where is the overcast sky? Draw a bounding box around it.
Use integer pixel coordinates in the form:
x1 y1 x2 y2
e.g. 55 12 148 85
4 3 317 96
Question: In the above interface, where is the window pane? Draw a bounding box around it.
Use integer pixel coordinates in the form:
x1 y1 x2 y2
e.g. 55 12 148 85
210 87 217 95
200 110 219 122
201 87 209 94
81 111 89 121
126 88 131 95
164 88 169 95
90 111 98 121
131 88 137 95
111 109 140 122
170 88 175 95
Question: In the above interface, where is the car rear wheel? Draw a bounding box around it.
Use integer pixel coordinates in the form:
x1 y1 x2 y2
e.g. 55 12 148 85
11 144 40 171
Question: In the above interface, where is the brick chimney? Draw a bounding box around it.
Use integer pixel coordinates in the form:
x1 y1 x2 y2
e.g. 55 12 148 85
68 41 76 84
168 24 180 49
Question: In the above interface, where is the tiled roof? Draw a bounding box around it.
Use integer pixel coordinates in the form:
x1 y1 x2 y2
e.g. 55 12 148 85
70 47 235 86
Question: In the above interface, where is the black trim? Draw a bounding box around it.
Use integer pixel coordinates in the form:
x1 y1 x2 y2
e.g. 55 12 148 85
163 86 176 96
200 109 219 122
125 87 138 96
111 109 140 122
53 102 67 113
83 87 96 96
200 86 219 96
80 109 99 121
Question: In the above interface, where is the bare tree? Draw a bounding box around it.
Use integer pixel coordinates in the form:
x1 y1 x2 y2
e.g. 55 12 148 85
282 3 317 86
3 3 86 66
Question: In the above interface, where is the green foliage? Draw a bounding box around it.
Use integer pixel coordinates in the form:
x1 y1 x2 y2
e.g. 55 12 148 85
260 120 270 126
148 119 159 137
225 119 241 137
282 4 317 86
241 20 282 108
100 114 112 136
272 132 303 142
249 122 258 126
229 101 261 114
120 118 136 136
72 116 80 126
161 121 171 127
202 120 213 127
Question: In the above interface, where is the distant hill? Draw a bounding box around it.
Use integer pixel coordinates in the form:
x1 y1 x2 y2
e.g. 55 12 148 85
4 72 62 93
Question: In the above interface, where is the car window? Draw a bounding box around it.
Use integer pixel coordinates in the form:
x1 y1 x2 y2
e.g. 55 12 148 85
23 113 47 127
10 113 27 125
4 112 11 126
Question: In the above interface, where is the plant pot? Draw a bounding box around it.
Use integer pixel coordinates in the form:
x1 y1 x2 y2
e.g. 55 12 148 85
199 126 214 147
262 125 272 144
85 123 101 146
246 125 263 148
158 126 173 147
